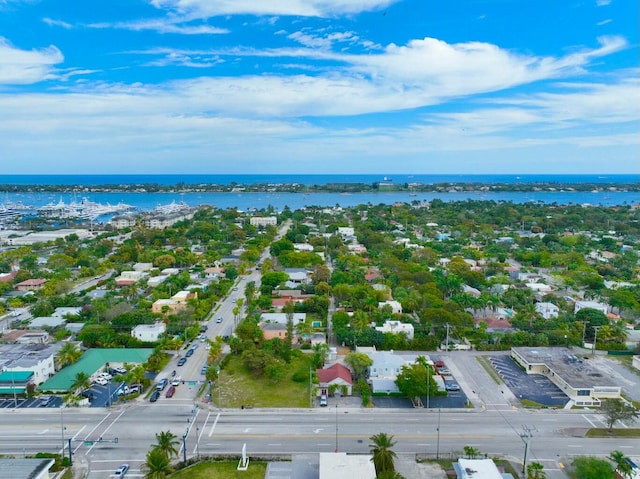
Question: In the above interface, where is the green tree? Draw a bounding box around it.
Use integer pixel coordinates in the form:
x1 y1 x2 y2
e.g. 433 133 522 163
463 445 481 459
143 447 174 479
153 430 180 459
369 432 397 475
526 462 546 479
601 399 639 431
344 352 373 381
70 372 91 394
572 456 614 479
56 342 83 368
608 450 633 479
395 362 432 406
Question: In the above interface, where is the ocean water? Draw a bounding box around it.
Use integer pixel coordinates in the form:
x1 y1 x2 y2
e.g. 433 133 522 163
1 174 638 211
0 173 638 186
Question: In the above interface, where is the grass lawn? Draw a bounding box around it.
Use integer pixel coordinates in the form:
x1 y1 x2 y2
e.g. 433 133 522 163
171 461 267 479
585 428 640 437
219 354 312 408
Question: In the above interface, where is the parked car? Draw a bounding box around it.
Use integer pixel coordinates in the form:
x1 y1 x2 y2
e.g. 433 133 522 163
177 357 187 366
434 360 446 368
200 325 208 333
191 343 199 350
156 378 168 390
99 373 113 380
185 349 194 358
94 377 108 386
113 463 129 477
149 391 160 402
165 386 176 398
201 366 208 375
39 396 54 407
216 317 223 323
319 395 328 407
445 381 460 392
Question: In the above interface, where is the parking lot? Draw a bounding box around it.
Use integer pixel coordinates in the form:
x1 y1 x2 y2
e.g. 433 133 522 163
489 355 568 407
0 395 62 409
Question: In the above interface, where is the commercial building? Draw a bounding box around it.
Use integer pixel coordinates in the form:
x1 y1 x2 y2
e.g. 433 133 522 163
510 347 621 406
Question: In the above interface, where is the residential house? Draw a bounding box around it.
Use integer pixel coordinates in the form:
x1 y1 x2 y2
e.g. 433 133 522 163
110 214 137 229
29 317 66 329
14 279 47 292
151 291 197 314
131 322 166 342
316 363 353 396
283 268 311 287
260 322 289 341
375 320 414 340
337 227 355 239
260 312 307 325
366 351 411 394
378 300 402 314
1 330 49 344
133 262 154 272
115 270 145 287
347 242 367 254
574 300 609 315
535 302 559 320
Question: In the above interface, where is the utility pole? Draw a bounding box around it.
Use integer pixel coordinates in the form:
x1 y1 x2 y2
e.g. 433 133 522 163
445 323 451 351
581 321 589 348
592 326 601 356
520 425 536 475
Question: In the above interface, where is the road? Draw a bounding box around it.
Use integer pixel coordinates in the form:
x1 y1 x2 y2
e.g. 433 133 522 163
0 405 634 478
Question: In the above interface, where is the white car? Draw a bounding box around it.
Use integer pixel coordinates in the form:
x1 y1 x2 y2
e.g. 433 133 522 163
94 377 108 386
171 377 181 387
113 463 129 477
99 373 113 380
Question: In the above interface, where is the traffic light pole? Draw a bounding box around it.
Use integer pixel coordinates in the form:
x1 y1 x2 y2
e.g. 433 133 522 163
66 437 119 466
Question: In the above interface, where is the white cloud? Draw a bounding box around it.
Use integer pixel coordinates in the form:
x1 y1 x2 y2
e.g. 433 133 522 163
88 18 228 35
596 0 611 6
149 0 398 18
0 37 63 85
597 19 612 26
42 17 73 29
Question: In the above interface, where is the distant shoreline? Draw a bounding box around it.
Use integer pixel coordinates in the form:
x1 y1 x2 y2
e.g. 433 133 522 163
1 181 638 194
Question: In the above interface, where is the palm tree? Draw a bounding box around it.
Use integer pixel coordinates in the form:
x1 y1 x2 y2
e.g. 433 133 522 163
70 372 91 394
526 462 547 479
608 450 633 479
56 342 82 368
143 447 173 479
369 432 397 475
154 430 180 459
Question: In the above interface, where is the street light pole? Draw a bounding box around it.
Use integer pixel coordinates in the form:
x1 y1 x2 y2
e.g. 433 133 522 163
60 406 65 456
334 404 338 453
182 434 187 464
426 367 430 410
436 407 441 459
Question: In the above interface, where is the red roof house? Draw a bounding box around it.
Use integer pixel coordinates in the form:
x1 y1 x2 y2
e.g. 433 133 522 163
316 363 353 396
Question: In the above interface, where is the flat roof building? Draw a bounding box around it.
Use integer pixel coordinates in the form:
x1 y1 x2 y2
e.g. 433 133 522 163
511 347 621 406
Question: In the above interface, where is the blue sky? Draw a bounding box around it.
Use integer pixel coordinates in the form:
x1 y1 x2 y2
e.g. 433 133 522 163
0 0 638 175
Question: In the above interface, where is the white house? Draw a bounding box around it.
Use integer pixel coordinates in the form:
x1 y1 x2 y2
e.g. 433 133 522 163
337 227 354 238
131 322 166 342
378 300 403 314
575 300 608 315
260 313 307 325
535 302 559 320
526 282 553 293
366 351 412 394
375 320 414 340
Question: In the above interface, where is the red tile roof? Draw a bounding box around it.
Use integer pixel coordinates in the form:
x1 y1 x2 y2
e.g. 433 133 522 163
316 363 352 385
